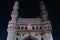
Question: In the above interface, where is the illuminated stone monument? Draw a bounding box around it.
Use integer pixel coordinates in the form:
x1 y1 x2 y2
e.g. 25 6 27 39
7 1 53 40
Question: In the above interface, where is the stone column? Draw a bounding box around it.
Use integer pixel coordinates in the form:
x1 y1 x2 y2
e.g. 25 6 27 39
45 33 53 40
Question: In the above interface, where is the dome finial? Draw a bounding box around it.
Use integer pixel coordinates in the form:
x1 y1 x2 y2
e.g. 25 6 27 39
13 1 19 10
11 1 19 20
40 1 46 11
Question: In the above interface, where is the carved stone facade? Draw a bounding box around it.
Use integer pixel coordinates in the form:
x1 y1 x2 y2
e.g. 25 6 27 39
7 1 53 40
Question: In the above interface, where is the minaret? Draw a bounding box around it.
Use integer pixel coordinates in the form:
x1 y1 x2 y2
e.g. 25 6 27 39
40 1 48 20
40 1 53 40
7 1 19 40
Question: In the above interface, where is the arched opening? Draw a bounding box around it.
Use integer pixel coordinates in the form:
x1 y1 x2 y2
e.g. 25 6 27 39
22 36 38 40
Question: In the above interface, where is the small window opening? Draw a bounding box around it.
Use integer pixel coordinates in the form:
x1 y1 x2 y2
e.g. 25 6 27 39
41 37 43 40
32 26 35 29
17 33 19 36
16 38 18 40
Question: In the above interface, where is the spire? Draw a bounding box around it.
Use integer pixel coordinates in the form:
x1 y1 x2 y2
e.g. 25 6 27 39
11 1 19 21
7 1 19 32
40 1 46 11
40 1 48 20
13 1 19 10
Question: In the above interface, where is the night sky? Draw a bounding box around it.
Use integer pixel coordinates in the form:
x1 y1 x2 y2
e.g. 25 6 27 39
0 0 60 40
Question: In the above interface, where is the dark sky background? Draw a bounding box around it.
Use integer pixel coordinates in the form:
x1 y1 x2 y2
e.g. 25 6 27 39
0 0 60 40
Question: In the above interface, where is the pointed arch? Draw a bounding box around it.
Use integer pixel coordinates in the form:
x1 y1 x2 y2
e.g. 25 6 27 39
22 36 38 40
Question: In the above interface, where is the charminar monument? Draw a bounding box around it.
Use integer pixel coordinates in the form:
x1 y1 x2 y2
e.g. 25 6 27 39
7 1 53 40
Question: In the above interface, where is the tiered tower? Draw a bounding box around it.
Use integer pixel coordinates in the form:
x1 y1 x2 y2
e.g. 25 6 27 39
7 1 53 40
7 1 19 40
